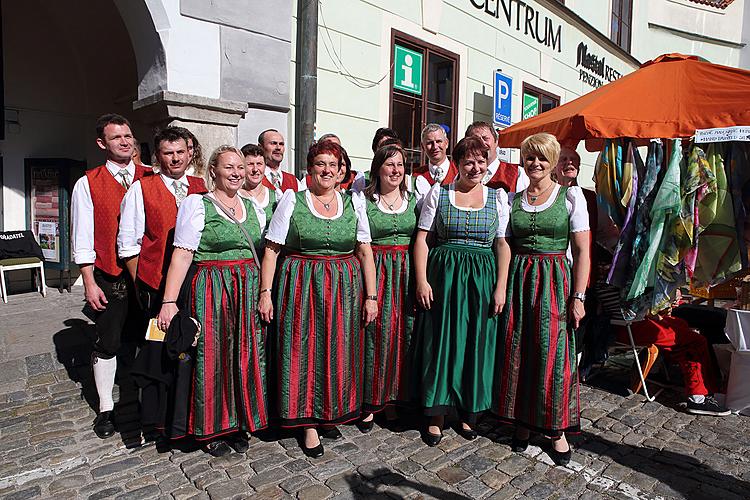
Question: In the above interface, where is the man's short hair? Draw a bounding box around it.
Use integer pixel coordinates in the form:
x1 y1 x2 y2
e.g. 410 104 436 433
371 127 399 153
420 123 448 143
153 127 187 152
465 121 498 141
318 133 339 143
241 143 264 158
258 129 280 145
96 113 131 139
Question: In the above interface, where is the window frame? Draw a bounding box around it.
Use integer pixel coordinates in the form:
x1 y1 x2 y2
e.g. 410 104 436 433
389 29 460 167
521 83 560 119
610 0 633 53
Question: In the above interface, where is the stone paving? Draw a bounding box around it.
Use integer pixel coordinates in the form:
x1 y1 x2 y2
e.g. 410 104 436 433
0 290 749 499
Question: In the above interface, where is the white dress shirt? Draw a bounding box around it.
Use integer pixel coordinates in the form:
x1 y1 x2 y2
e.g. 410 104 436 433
117 173 190 259
414 157 451 201
265 167 301 191
71 160 135 265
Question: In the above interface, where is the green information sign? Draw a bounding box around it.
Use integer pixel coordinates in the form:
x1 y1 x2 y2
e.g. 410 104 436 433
522 93 539 120
393 45 423 95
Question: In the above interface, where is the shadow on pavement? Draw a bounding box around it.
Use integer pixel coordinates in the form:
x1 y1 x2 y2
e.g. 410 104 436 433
52 318 144 449
344 468 471 499
575 430 750 498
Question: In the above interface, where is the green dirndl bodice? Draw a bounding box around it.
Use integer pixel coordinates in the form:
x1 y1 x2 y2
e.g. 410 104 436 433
493 186 580 435
275 191 364 425
413 186 500 420
363 193 418 410
188 197 267 437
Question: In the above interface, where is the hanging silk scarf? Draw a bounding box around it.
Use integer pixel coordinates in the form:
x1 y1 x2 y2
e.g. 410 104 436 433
595 139 634 229
679 144 715 278
692 143 741 286
627 140 682 312
726 142 750 269
607 141 641 287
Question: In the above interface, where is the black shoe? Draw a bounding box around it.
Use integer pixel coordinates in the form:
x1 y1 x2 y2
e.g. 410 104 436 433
204 440 232 457
548 446 572 466
423 431 442 447
383 419 406 433
318 426 342 440
511 436 529 452
356 419 374 434
456 426 478 441
301 441 324 458
686 396 731 417
226 432 250 453
142 429 162 443
93 411 115 439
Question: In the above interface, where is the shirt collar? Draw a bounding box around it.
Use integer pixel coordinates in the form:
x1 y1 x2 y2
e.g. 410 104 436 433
160 172 189 187
105 159 135 177
486 157 500 178
428 157 450 179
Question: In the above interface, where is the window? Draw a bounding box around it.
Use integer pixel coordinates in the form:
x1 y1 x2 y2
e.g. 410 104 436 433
521 84 560 121
611 0 633 52
389 31 459 172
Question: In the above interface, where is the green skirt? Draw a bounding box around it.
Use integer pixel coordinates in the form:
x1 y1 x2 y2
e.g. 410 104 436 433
412 243 498 421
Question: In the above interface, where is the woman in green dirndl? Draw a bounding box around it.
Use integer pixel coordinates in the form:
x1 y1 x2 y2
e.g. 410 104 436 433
259 141 378 458
157 146 268 457
357 144 419 432
239 143 280 239
493 133 590 466
412 136 511 446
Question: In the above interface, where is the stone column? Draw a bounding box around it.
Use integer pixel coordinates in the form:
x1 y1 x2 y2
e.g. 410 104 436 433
133 91 248 161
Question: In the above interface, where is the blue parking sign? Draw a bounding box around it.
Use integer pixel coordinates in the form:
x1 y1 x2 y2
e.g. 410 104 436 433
494 71 513 127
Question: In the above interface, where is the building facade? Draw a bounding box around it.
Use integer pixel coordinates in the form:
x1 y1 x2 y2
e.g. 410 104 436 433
0 0 747 288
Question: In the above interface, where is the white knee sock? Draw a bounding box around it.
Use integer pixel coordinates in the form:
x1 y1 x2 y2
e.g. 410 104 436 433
93 356 117 412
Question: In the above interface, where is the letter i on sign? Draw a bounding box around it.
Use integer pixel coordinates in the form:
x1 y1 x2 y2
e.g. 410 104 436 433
401 54 415 89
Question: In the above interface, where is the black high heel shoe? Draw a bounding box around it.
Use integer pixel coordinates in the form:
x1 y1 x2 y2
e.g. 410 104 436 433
318 426 342 440
301 441 324 458
423 430 442 447
511 435 529 452
456 426 478 441
548 439 571 466
356 419 374 434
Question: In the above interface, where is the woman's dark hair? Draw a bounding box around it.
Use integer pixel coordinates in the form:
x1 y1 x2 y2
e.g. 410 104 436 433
364 144 407 201
306 140 342 170
371 127 399 153
452 136 489 165
339 144 353 183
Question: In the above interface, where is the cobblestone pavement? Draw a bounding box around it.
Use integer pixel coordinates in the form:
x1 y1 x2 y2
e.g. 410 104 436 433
1 291 749 499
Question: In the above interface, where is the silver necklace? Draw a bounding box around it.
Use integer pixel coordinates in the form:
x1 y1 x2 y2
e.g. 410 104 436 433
313 192 336 211
381 192 401 211
527 182 554 204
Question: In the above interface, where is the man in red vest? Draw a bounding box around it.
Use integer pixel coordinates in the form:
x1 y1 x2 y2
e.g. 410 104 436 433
71 113 152 439
465 121 529 193
259 129 300 192
118 127 207 313
412 123 459 200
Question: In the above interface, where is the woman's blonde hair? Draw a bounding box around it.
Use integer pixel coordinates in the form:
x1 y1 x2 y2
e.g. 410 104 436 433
205 145 246 191
520 133 561 171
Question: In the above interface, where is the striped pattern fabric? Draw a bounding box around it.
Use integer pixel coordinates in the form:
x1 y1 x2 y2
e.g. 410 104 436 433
363 245 414 411
275 253 364 426
494 252 580 435
188 259 267 438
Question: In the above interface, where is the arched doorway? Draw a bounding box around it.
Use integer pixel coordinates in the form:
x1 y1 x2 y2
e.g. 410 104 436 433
0 0 159 288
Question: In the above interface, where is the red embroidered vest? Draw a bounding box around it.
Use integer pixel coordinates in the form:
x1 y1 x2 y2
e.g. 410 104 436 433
137 175 207 291
485 162 520 192
280 171 299 192
411 160 458 186
87 164 151 276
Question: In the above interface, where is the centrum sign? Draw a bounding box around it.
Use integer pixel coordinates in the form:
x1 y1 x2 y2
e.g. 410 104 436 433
470 0 562 53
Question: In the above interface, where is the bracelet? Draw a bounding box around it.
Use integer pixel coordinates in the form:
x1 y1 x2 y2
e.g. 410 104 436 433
366 295 377 301
162 300 177 304
260 288 273 294
572 292 586 302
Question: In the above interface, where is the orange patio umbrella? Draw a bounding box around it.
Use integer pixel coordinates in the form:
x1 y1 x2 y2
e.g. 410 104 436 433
498 54 750 151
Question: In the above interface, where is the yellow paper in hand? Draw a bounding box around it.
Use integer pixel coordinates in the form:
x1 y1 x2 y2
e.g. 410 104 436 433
145 318 167 342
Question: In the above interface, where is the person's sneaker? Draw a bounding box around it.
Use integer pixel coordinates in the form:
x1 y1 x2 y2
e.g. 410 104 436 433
630 344 659 395
686 396 731 416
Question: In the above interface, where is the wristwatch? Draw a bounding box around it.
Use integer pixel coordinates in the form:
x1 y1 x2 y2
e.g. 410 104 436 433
572 292 586 302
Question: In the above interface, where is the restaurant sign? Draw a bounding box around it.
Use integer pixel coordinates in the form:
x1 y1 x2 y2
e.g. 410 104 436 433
576 42 623 89
470 0 562 53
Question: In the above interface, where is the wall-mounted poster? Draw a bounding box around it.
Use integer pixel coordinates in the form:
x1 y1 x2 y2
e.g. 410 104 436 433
28 167 61 263
25 158 86 271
